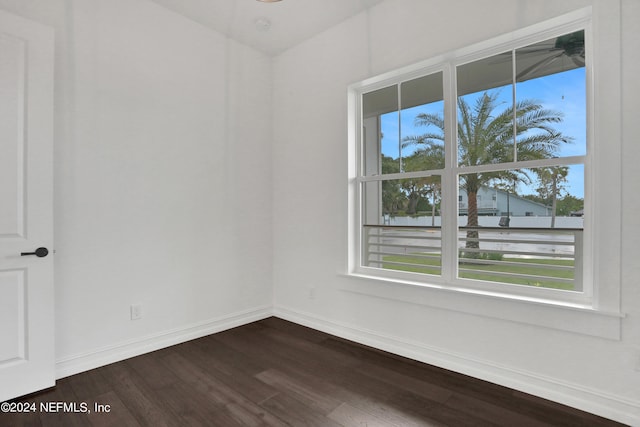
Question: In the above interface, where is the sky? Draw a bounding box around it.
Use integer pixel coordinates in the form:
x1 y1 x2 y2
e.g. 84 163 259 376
379 67 586 199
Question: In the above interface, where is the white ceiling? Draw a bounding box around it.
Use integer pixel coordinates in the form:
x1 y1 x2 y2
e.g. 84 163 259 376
148 0 385 56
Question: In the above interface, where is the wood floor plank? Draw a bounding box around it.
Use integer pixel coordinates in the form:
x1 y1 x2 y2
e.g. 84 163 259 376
84 391 140 427
188 335 267 376
152 381 241 427
509 390 624 427
328 402 398 427
8 378 90 427
0 403 42 427
323 335 538 417
66 369 112 402
257 359 432 427
98 361 178 427
257 325 359 370
335 369 452 426
354 360 453 403
259 392 343 427
321 335 433 372
259 317 331 343
124 352 181 390
255 368 342 413
159 351 287 427
388 390 497 427
443 392 552 427
177 339 279 404
1 317 627 427
211 325 350 381
31 378 91 427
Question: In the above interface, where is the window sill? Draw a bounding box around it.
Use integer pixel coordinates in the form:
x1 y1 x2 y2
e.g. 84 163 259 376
339 272 623 340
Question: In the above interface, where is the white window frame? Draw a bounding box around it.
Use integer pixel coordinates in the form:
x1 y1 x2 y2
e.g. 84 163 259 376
346 6 623 339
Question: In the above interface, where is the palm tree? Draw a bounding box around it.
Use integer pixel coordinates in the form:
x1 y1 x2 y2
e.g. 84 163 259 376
404 91 571 252
536 166 569 228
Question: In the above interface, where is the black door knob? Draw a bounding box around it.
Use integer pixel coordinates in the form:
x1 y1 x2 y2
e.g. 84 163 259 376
21 247 49 258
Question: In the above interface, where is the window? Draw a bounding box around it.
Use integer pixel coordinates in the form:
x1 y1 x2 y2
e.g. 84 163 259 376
349 12 598 306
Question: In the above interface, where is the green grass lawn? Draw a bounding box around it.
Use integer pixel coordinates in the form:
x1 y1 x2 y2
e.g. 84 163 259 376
382 254 575 290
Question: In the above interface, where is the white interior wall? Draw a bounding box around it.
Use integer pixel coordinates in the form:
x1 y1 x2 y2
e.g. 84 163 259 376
272 0 640 424
0 0 637 424
0 0 273 375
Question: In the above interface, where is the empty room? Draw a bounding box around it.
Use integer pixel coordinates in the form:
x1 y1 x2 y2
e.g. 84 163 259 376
0 0 638 425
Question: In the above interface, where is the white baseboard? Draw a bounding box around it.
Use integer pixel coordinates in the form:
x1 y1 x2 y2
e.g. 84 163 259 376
273 305 640 426
55 305 272 379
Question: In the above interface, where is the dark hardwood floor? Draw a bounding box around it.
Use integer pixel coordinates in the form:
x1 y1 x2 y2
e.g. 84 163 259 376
1 317 627 426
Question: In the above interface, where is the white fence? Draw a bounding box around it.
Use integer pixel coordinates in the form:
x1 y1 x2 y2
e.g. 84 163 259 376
364 222 583 291
384 215 583 229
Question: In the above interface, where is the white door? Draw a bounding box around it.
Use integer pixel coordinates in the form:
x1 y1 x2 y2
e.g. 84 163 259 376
0 9 54 402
